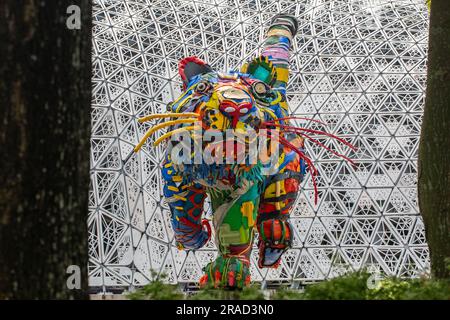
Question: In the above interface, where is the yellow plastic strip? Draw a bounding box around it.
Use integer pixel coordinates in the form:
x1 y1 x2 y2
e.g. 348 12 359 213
173 176 183 182
267 28 293 41
276 68 289 83
134 118 197 152
173 194 187 201
153 126 195 147
138 112 199 123
270 92 283 105
275 181 281 211
175 94 194 113
173 83 196 105
262 107 278 120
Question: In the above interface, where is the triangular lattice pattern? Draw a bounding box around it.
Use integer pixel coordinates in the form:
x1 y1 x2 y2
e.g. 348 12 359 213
90 0 430 290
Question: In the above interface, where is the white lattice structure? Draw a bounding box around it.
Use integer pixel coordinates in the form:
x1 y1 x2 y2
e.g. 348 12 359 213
89 0 430 291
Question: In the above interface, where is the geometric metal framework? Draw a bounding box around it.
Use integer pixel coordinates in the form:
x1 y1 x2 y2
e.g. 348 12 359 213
89 0 430 291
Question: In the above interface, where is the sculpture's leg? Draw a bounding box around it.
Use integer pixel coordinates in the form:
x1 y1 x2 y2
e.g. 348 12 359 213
162 155 210 250
200 183 260 289
257 137 305 268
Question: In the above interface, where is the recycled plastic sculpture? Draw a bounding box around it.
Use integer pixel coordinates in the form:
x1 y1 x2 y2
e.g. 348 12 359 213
133 14 355 288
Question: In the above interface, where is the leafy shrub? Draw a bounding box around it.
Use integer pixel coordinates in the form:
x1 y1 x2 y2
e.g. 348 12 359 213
367 277 450 300
126 272 184 300
270 287 304 300
126 270 450 300
190 284 265 300
300 271 371 300
273 272 450 300
271 272 372 300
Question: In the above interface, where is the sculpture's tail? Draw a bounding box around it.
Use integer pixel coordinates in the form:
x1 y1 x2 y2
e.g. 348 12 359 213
260 14 299 89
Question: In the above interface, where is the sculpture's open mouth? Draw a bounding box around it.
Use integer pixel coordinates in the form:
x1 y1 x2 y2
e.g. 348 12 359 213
202 134 258 166
178 134 263 187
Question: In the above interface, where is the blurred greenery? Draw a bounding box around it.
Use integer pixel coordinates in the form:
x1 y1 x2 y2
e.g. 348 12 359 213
273 271 450 300
127 269 450 300
189 284 265 300
367 277 450 300
126 271 183 300
272 272 370 300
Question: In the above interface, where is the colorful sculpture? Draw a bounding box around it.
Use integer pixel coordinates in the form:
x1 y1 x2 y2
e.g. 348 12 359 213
133 14 355 289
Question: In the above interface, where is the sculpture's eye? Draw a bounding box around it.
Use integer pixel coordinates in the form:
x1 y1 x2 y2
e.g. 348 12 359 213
195 80 211 94
251 81 270 98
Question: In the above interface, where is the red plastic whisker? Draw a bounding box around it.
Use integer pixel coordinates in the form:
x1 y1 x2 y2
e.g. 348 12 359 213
266 128 356 166
300 132 357 167
267 123 356 151
277 136 319 205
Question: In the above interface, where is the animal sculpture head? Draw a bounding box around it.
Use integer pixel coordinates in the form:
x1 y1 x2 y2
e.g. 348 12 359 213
167 55 284 187
176 55 277 133
135 53 299 189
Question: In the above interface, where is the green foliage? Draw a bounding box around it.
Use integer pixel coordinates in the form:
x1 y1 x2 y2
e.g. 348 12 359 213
126 272 264 300
300 271 370 300
127 270 450 300
367 277 450 300
270 287 304 300
274 272 450 300
126 271 184 300
189 284 265 300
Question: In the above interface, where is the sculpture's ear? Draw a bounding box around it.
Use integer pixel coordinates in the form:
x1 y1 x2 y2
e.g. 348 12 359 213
241 56 277 86
179 56 213 89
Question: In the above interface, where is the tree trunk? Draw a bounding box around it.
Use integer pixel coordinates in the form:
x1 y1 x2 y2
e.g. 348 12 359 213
0 1 92 299
418 0 450 279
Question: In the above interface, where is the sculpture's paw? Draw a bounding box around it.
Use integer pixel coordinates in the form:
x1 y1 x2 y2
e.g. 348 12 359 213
174 219 211 251
257 218 293 268
199 256 251 289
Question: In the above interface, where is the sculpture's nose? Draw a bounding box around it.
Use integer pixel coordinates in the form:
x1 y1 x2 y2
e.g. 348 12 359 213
219 101 252 128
